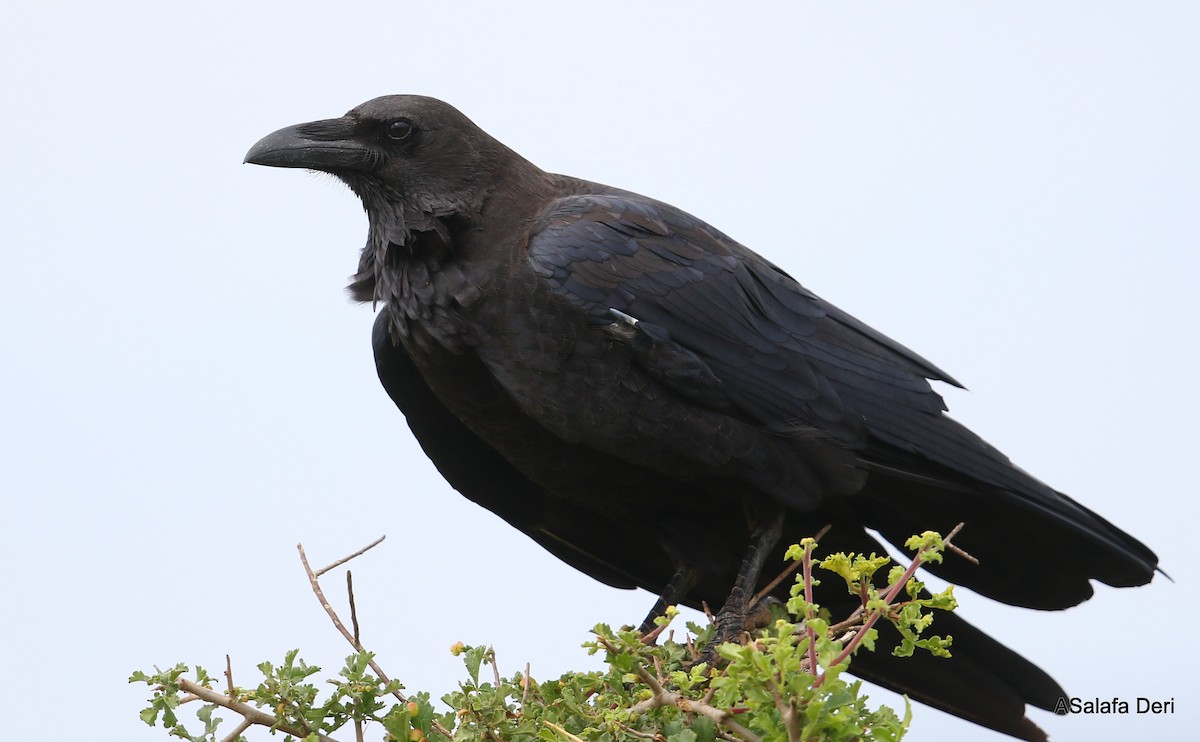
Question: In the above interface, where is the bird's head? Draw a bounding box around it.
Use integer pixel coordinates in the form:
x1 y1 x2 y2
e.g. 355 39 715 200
246 95 528 301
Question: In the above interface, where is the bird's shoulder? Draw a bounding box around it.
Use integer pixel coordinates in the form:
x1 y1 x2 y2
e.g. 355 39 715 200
523 185 957 400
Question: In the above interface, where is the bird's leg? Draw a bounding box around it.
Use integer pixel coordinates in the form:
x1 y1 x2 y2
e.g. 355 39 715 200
638 564 702 634
710 506 786 649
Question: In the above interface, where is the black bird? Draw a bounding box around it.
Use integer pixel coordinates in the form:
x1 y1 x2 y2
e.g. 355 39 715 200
246 95 1158 741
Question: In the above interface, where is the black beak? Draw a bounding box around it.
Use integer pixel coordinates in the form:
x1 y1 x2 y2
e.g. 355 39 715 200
244 117 374 171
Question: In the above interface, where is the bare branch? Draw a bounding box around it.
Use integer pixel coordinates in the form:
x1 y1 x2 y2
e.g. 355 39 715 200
676 695 761 742
298 541 453 739
945 525 978 564
219 717 252 742
348 571 361 645
299 543 364 652
314 535 387 578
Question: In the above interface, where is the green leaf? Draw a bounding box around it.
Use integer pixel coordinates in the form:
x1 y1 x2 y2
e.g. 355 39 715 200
463 645 487 685
668 728 698 742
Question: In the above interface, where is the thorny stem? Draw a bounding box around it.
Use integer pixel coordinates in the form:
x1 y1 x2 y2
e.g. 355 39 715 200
633 662 753 739
601 637 762 742
802 541 818 676
179 678 341 742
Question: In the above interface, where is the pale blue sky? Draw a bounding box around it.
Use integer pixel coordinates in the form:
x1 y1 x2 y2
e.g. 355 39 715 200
2 2 1196 740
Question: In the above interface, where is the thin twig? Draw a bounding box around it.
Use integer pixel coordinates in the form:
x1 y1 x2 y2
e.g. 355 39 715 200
824 606 865 637
298 542 453 740
521 662 531 709
750 524 831 608
178 678 341 742
346 569 364 742
542 720 586 742
489 646 502 689
314 535 387 578
281 695 314 737
299 543 364 652
348 571 361 646
946 539 980 565
219 718 253 742
224 654 235 699
749 560 802 609
639 619 670 645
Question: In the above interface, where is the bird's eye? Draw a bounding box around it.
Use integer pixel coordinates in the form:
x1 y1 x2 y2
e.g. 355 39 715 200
387 119 414 141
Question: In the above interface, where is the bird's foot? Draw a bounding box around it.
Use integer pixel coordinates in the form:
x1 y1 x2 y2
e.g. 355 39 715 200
693 596 781 667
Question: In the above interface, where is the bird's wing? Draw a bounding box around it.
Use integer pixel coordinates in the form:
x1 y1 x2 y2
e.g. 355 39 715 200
527 193 1021 492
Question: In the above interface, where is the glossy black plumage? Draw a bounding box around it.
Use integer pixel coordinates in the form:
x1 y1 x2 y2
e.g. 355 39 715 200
247 95 1159 741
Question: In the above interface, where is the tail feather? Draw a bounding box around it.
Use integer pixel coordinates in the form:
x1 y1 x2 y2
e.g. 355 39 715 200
855 466 1157 609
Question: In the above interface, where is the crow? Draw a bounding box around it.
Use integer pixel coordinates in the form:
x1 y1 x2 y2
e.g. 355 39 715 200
246 95 1158 741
